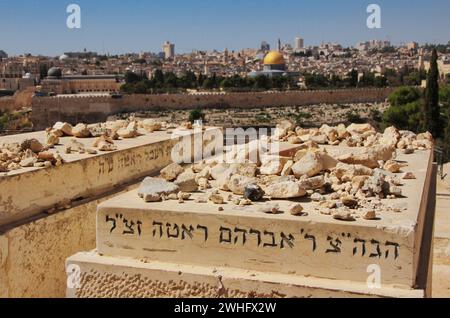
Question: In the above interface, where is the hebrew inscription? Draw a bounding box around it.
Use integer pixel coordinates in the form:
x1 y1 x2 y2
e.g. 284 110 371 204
103 213 401 261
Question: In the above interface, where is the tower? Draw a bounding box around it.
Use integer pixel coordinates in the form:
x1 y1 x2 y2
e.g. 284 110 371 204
418 48 425 70
204 57 210 76
295 37 304 51
224 48 229 64
163 41 175 59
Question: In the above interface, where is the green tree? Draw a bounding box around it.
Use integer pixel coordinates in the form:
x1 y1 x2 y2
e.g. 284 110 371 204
124 71 142 84
153 69 164 87
197 73 205 87
202 77 216 89
39 64 49 80
179 71 197 89
422 48 442 137
347 69 358 87
388 86 421 106
382 101 422 132
382 87 423 132
133 81 148 94
188 109 204 123
164 72 178 88
254 75 271 90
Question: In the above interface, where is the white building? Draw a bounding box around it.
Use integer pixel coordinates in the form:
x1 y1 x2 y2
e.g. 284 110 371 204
294 37 304 51
163 41 175 59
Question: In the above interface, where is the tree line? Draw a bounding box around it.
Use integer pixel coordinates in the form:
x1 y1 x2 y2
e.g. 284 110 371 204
121 67 426 94
120 70 300 94
304 67 426 89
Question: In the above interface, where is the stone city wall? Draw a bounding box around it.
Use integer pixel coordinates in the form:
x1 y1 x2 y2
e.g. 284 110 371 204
0 97 16 112
31 88 394 130
0 88 34 112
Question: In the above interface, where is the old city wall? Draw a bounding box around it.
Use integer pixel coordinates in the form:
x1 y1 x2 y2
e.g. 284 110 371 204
0 98 16 112
31 88 394 129
0 88 35 112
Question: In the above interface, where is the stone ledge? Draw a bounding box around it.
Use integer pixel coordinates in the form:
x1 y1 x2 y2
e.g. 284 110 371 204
95 149 433 287
0 127 220 226
66 251 425 298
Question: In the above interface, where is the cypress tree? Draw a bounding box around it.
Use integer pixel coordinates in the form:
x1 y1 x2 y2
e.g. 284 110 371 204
445 108 450 159
423 48 441 137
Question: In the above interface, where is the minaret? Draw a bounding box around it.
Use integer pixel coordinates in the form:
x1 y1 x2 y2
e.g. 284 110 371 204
277 39 282 51
224 48 229 64
204 57 210 76
418 48 425 70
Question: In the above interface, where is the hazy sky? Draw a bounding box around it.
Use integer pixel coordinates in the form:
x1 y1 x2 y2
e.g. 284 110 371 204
1 0 449 56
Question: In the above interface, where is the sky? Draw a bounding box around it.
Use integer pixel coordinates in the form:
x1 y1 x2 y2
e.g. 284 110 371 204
0 0 449 56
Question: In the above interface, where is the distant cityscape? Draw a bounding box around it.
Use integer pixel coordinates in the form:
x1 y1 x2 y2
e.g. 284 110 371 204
1 37 449 96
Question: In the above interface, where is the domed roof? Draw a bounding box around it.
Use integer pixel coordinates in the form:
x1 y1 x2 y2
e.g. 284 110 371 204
47 67 62 78
59 54 69 61
263 51 285 65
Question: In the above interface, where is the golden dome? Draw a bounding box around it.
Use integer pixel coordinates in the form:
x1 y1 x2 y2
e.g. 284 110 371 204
263 51 285 65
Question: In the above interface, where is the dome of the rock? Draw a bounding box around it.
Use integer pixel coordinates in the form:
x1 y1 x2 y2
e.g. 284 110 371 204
263 51 285 65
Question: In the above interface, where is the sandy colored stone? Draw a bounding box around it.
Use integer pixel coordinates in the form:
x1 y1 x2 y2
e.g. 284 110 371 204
86 148 98 155
298 176 325 190
177 192 192 201
37 151 55 162
97 140 117 152
92 135 117 152
281 160 294 176
239 199 253 206
260 157 288 176
258 202 280 214
311 193 325 202
332 210 355 221
352 175 369 190
194 196 208 204
341 196 358 208
20 156 37 167
402 172 416 180
20 139 44 153
53 122 73 136
160 163 185 181
66 139 86 154
338 145 395 169
72 124 91 138
228 175 258 195
291 152 324 178
277 119 296 132
210 163 231 180
174 170 198 192
46 129 60 147
137 177 180 202
362 210 377 220
287 136 302 144
384 160 407 173
265 181 307 199
233 163 258 178
209 193 224 205
347 123 376 135
289 203 304 216
142 119 162 133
